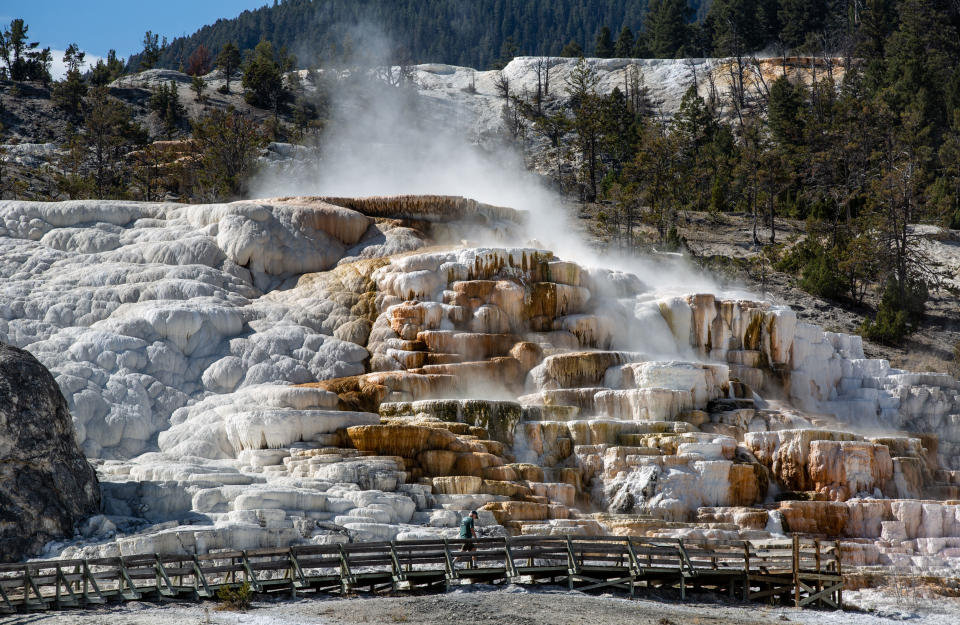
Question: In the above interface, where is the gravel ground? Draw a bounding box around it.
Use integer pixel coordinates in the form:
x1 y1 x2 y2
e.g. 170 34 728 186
3 584 957 625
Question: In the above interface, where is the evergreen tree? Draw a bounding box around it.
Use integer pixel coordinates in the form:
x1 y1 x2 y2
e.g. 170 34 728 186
566 57 604 199
767 77 805 146
190 108 267 199
708 0 764 55
493 37 519 69
671 85 724 211
139 31 166 70
632 32 652 58
0 19 51 81
856 0 897 93
216 42 242 93
52 44 87 115
882 0 959 140
191 75 207 102
614 26 635 58
645 0 691 58
242 40 291 116
708 0 763 113
560 39 583 57
594 26 614 58
149 81 185 137
90 50 125 87
631 123 680 241
778 0 828 49
83 88 144 198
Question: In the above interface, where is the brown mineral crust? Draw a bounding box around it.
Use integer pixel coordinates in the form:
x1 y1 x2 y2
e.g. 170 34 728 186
777 500 849 535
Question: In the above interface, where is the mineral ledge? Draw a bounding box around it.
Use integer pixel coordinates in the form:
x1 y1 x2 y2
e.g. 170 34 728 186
1 196 958 574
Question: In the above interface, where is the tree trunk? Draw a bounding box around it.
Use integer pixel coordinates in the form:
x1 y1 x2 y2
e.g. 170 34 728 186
769 193 776 244
752 172 759 246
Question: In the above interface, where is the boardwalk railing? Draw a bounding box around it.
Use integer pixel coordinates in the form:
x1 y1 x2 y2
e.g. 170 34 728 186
0 535 843 613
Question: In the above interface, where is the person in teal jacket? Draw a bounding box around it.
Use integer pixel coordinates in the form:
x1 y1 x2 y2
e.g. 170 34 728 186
456 510 479 566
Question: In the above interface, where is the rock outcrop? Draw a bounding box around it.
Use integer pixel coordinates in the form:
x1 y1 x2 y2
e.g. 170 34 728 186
0 343 100 562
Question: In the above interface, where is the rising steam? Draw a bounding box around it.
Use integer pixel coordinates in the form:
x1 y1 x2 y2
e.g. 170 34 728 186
248 25 754 306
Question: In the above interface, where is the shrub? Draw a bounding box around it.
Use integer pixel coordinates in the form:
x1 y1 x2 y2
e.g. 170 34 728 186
859 305 908 345
776 236 849 301
664 226 685 252
774 236 819 275
799 250 845 300
859 279 928 345
215 582 252 611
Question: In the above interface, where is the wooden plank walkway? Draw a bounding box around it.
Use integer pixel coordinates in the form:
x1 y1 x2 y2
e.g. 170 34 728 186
0 535 843 613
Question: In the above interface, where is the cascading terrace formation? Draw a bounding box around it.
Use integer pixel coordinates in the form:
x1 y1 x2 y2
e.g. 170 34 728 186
1 195 958 576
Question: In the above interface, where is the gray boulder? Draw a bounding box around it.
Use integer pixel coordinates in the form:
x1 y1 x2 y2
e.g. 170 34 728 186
0 343 100 562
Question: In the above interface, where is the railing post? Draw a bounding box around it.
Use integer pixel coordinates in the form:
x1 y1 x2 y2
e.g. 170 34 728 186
503 536 516 578
742 541 750 601
288 547 306 596
54 563 78 607
442 538 456 587
81 559 104 605
0 574 14 613
814 540 822 607
835 540 843 609
792 534 800 607
565 536 577 590
192 555 212 598
241 550 261 593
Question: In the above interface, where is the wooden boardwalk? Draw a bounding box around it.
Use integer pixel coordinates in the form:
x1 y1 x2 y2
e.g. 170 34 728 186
0 535 843 613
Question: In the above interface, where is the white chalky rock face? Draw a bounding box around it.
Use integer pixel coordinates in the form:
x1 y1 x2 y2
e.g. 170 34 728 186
7 197 960 573
0 199 380 459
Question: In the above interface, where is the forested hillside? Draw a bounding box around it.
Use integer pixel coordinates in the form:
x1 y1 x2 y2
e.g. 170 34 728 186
149 0 697 70
144 0 922 71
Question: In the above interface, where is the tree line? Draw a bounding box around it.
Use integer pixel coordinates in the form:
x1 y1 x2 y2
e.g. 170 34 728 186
138 0 960 72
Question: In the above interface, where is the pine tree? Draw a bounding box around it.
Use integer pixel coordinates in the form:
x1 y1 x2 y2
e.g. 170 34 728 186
856 0 897 94
566 57 604 199
708 0 764 55
594 26 614 58
216 42 242 93
191 75 207 102
149 82 185 137
90 50 125 86
83 88 144 198
708 0 762 114
778 0 828 49
614 26 635 58
767 77 805 146
52 44 87 115
241 40 290 116
190 108 268 199
560 40 583 57
140 31 165 70
645 0 691 59
883 0 959 139
0 19 51 81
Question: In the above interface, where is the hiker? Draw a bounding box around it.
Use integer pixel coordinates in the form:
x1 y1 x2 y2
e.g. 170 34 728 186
455 510 479 566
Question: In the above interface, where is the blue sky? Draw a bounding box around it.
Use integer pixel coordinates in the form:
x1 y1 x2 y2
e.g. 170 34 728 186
1 1 269 59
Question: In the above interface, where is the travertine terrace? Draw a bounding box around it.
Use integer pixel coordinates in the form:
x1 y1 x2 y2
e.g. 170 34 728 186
1 195 958 576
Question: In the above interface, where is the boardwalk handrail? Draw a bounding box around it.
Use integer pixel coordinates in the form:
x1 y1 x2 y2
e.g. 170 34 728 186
0 535 843 613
